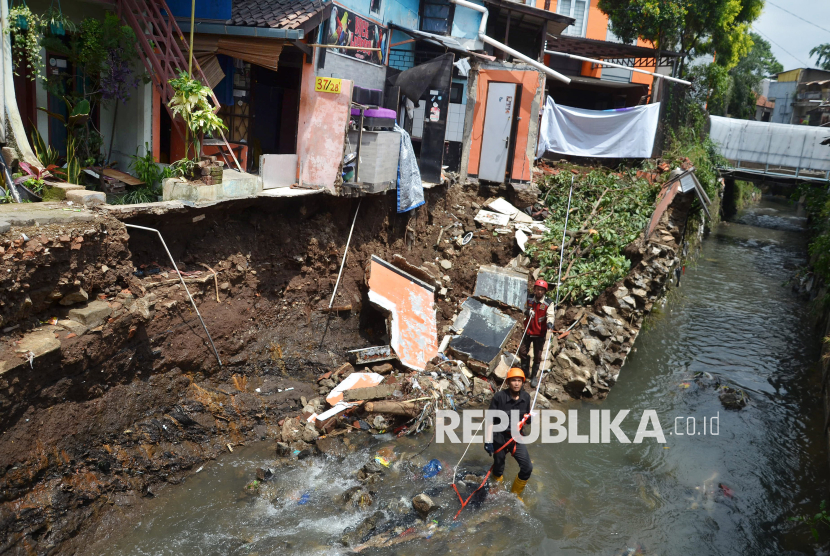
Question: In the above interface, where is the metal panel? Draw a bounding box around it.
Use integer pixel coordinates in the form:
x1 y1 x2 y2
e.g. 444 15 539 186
478 82 517 182
710 115 830 172
261 154 297 189
473 265 528 309
448 298 516 364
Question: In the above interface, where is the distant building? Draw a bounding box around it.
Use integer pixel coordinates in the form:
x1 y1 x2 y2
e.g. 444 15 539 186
768 68 830 125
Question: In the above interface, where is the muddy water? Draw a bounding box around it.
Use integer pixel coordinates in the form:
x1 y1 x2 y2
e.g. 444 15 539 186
103 198 829 555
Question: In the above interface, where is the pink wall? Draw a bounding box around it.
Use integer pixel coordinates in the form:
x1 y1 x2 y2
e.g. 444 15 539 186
297 63 353 193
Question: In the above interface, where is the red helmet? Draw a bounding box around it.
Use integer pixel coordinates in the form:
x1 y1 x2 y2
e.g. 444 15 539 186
534 279 549 290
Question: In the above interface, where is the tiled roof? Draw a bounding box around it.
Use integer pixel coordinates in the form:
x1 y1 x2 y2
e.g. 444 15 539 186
230 0 324 29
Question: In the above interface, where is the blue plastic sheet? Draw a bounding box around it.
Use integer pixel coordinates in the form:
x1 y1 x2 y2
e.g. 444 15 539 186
395 124 425 213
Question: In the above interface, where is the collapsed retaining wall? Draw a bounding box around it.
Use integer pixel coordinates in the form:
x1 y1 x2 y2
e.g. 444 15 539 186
0 179 698 555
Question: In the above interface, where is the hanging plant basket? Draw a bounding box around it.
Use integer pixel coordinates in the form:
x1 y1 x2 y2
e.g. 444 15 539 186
16 13 28 31
48 21 65 36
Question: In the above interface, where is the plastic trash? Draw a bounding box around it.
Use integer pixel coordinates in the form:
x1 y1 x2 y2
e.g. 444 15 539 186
375 456 391 468
298 493 311 505
422 459 443 479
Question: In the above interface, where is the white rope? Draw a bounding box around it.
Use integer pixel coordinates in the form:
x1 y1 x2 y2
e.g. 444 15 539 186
530 176 575 411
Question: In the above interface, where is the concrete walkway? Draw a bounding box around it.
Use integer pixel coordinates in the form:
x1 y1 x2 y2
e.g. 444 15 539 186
0 203 95 233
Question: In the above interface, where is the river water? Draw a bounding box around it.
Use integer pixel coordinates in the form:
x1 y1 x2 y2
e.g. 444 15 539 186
103 198 829 555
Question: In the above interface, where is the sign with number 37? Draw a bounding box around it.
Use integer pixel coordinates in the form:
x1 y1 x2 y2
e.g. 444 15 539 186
315 77 342 94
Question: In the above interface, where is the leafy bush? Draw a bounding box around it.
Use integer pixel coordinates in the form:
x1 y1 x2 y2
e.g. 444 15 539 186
530 169 659 305
168 72 227 163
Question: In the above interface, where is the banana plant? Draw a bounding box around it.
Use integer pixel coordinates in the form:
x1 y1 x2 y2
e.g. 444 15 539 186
38 97 90 184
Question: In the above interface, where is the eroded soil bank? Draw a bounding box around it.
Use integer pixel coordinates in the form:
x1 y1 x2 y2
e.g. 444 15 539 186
0 178 695 555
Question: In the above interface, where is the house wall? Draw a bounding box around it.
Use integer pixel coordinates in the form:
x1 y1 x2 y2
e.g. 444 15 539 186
451 0 485 48
100 81 154 172
461 61 544 183
537 0 656 93
297 58 353 193
334 0 419 28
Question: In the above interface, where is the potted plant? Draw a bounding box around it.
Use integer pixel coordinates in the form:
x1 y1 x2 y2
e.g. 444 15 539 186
168 72 227 180
6 1 46 80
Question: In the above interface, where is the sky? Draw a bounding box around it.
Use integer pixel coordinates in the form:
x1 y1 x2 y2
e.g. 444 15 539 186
752 0 830 71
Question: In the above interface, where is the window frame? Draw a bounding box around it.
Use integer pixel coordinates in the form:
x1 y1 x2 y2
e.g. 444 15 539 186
557 0 589 38
419 0 456 36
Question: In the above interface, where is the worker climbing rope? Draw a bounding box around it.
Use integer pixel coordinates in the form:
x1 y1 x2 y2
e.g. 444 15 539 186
485 367 533 499
450 176 575 517
520 279 554 388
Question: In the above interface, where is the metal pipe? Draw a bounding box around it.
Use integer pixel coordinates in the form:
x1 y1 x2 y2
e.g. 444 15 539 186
449 0 571 85
123 224 223 367
329 199 362 309
545 49 692 85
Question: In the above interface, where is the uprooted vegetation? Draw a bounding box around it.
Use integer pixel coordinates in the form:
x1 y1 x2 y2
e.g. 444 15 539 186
532 168 660 304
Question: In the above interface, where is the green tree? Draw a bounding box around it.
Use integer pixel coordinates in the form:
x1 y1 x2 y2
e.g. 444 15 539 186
725 32 783 118
597 0 764 72
810 43 830 70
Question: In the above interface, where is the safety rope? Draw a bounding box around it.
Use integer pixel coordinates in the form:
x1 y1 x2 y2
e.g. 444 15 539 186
451 176 576 520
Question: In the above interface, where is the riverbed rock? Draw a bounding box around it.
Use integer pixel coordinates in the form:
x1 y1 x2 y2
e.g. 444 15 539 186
256 467 273 481
342 485 373 509
316 435 347 457
280 417 303 443
412 493 438 517
719 386 749 410
341 511 385 547
582 337 603 357
302 422 320 442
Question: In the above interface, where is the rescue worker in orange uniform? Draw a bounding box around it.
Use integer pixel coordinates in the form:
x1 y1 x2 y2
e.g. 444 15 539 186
520 279 554 388
484 367 533 499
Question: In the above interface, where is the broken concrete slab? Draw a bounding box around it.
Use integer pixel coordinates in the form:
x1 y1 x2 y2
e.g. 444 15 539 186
57 319 88 336
448 298 516 369
59 288 88 306
486 197 533 224
326 372 385 405
65 189 106 207
474 209 510 227
366 255 437 371
343 384 396 402
67 300 112 328
473 265 528 309
1 328 62 374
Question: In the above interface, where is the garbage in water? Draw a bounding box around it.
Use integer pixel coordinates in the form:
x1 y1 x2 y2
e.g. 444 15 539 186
297 493 311 505
422 459 443 478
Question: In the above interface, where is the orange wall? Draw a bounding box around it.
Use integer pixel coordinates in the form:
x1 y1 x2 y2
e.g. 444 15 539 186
468 69 540 182
535 0 656 91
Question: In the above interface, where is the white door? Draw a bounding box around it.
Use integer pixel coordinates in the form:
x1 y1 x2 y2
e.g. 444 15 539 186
479 82 517 183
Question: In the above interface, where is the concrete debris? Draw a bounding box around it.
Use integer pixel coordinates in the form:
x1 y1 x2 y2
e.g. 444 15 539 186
58 288 88 306
366 255 438 370
486 197 534 224
67 300 113 328
448 298 515 370
326 372 385 405
474 209 510 227
473 265 528 309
